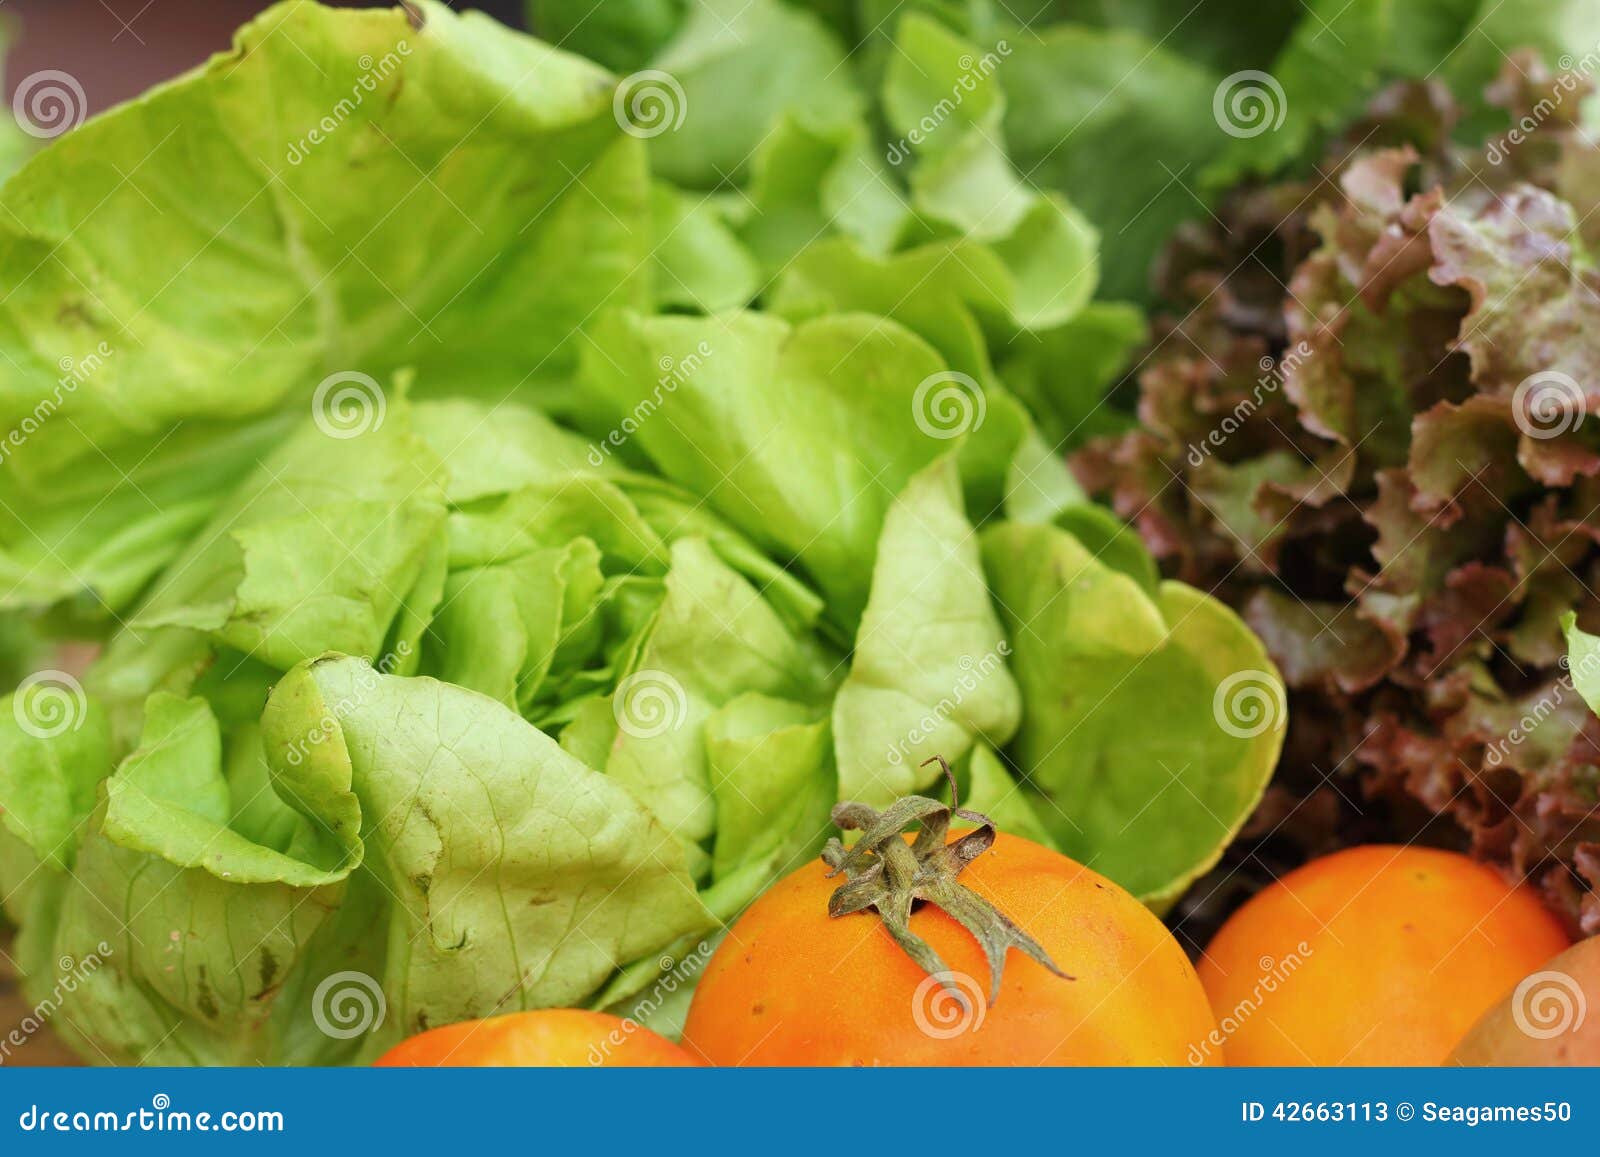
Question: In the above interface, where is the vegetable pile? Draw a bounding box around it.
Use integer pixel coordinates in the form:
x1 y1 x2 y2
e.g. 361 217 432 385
1077 61 1600 934
6 0 1600 1068
0 0 1290 1064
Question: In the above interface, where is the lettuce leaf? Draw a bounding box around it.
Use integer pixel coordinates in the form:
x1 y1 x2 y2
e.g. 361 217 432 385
642 0 863 187
263 658 714 1041
703 693 834 915
833 456 1020 804
982 521 1283 905
128 397 448 670
0 690 112 870
529 0 688 72
1081 95 1600 931
603 536 837 847
0 0 650 619
1563 613 1600 717
4 657 714 1064
581 310 956 625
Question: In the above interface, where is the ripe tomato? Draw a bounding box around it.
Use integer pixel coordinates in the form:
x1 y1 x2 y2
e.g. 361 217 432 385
1451 937 1600 1065
682 832 1218 1065
1199 845 1569 1065
373 1009 700 1067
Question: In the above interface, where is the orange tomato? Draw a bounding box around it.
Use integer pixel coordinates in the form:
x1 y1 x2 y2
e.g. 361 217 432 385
373 1009 700 1067
682 832 1218 1065
1451 938 1600 1065
1199 845 1570 1065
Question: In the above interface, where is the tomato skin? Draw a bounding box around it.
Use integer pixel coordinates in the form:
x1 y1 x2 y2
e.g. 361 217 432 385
373 1009 700 1067
1199 845 1570 1066
682 833 1218 1065
1451 938 1600 1065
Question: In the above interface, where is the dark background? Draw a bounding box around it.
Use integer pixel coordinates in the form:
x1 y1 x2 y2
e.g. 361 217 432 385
2 1 530 116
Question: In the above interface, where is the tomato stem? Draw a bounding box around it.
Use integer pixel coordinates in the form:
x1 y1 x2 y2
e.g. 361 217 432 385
821 756 1072 1008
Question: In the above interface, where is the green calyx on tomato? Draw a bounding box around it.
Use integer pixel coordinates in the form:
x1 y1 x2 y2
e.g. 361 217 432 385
822 756 1072 1006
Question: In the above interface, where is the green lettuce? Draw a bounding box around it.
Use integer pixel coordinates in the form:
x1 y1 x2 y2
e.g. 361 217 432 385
832 455 1020 804
983 522 1282 906
0 0 650 620
1564 614 1600 718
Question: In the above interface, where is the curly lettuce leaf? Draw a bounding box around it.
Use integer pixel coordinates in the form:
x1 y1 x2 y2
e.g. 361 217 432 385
1207 0 1600 183
650 182 761 312
0 690 112 871
3 682 361 1065
5 656 718 1065
738 113 910 274
881 13 1101 327
102 693 353 885
998 302 1147 450
426 539 605 709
